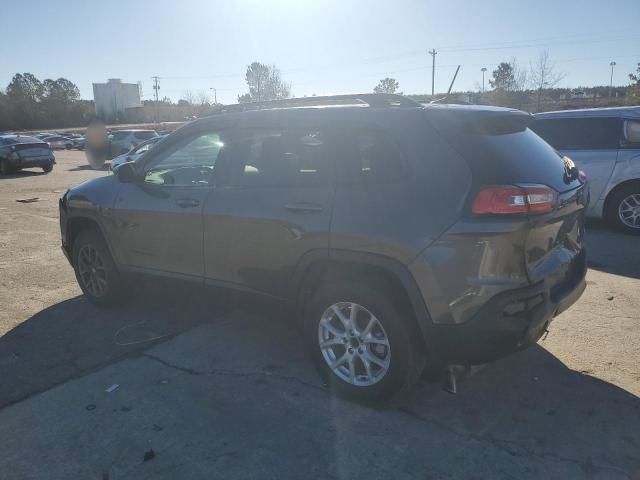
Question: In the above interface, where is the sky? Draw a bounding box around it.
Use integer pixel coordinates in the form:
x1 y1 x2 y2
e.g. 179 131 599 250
1 0 639 104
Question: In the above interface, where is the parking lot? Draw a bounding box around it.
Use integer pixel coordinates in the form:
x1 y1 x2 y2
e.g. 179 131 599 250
1 150 639 479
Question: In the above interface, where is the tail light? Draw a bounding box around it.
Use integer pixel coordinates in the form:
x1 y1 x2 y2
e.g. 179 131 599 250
472 185 557 215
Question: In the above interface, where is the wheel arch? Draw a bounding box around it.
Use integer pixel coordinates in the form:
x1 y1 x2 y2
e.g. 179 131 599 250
293 250 436 358
65 216 110 260
603 178 640 219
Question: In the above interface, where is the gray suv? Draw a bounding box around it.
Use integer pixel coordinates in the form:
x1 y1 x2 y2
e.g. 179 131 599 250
59 94 587 401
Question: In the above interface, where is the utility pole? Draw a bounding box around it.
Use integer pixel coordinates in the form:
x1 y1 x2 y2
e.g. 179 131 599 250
429 49 437 97
210 87 217 104
481 67 487 93
152 76 160 124
609 61 616 98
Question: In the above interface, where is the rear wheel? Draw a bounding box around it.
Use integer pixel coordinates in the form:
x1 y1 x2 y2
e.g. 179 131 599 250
606 183 640 235
304 280 424 404
42 163 53 173
72 230 123 306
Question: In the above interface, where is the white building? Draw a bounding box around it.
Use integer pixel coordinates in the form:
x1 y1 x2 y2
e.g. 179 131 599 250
92 79 141 120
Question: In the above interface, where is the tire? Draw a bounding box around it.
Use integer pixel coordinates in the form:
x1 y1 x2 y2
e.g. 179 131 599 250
0 159 11 175
605 183 640 235
66 144 72 150
42 163 53 173
72 229 123 306
304 280 425 404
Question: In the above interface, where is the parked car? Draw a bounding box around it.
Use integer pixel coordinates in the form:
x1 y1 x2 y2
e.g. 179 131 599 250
110 136 165 170
35 133 56 140
42 135 74 150
0 135 55 174
532 107 640 234
107 130 158 159
59 94 587 402
70 136 86 150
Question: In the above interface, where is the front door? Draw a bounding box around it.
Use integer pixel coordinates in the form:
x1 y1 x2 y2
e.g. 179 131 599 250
202 121 334 297
112 130 226 278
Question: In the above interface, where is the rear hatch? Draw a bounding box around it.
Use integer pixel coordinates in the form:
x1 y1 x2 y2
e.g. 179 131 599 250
13 142 51 158
425 105 587 291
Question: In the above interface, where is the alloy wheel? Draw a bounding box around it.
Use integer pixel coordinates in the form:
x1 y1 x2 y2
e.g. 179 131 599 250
318 302 391 387
618 193 640 229
77 244 108 297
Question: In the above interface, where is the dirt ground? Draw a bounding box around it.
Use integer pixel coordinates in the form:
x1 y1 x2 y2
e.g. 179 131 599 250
1 150 639 479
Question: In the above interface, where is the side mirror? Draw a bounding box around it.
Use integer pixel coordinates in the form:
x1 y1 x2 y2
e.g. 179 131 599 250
115 161 138 183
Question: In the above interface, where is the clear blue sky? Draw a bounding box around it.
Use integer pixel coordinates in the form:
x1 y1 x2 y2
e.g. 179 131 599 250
2 0 639 104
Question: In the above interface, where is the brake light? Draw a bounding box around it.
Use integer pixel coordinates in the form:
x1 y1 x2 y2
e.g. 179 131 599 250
472 185 556 215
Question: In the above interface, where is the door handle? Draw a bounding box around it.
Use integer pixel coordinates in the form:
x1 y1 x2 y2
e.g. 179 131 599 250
175 198 200 208
284 203 323 213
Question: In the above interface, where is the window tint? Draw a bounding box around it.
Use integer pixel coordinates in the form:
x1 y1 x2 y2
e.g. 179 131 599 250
624 120 640 144
230 129 328 186
134 131 156 140
334 129 407 183
111 131 129 141
531 118 621 150
143 131 224 186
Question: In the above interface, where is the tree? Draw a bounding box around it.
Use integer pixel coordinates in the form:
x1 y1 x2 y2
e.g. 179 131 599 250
240 62 291 102
237 93 252 103
529 50 565 111
374 77 400 94
489 59 527 107
197 90 210 106
628 63 640 104
181 90 195 105
6 73 44 102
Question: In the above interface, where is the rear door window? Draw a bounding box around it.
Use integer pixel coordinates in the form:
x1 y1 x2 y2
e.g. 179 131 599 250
333 128 408 183
532 118 622 150
229 129 329 186
624 120 640 145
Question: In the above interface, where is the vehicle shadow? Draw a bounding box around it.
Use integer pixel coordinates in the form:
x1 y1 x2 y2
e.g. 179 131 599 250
0 170 46 179
0 279 227 409
585 218 640 279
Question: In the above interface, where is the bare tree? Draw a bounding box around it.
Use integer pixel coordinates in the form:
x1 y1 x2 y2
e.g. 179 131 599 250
181 90 195 105
196 90 210 106
529 50 565 111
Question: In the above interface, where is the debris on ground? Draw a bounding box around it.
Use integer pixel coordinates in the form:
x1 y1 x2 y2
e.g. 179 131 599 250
15 198 40 203
143 449 155 462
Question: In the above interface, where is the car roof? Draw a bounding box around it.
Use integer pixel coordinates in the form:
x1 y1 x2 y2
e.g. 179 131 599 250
535 106 640 120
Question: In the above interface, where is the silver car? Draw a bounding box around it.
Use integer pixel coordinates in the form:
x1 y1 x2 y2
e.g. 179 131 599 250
533 107 640 234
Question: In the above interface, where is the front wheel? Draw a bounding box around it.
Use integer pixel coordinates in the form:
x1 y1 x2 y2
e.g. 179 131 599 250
304 281 425 404
606 183 640 235
42 163 53 173
72 230 124 306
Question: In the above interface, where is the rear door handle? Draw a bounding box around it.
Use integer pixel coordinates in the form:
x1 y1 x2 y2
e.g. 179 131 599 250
175 198 200 208
284 203 323 213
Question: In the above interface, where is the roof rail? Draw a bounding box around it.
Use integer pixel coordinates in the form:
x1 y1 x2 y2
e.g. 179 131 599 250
219 93 421 113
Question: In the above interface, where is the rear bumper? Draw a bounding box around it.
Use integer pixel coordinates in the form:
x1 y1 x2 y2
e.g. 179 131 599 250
7 156 54 169
430 248 586 365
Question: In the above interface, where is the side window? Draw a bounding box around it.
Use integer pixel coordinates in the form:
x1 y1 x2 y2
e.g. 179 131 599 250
335 129 408 183
624 120 640 145
230 129 328 186
143 131 224 186
532 118 621 150
111 132 128 141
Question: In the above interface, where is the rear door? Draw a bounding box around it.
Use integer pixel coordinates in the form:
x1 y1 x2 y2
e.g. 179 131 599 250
202 116 334 297
532 117 621 206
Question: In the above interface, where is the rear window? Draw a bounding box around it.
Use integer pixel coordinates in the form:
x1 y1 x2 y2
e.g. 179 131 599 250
134 131 156 140
111 131 129 141
437 127 582 193
1 136 42 145
532 117 622 150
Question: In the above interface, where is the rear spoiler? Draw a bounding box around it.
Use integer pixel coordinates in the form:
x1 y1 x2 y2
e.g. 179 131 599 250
424 105 533 135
